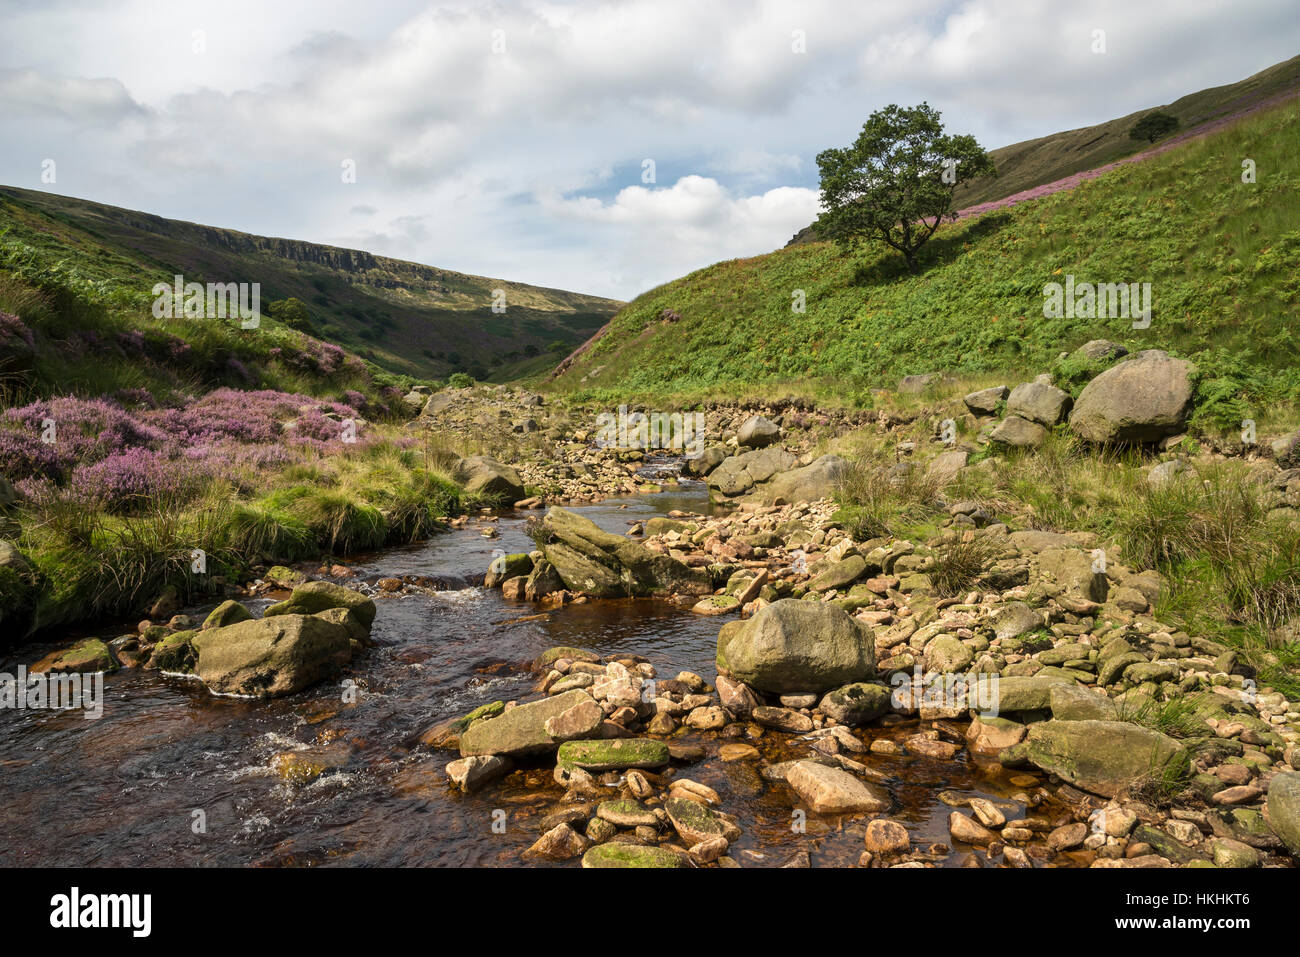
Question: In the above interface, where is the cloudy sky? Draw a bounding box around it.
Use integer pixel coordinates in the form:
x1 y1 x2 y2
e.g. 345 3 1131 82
2 0 1297 301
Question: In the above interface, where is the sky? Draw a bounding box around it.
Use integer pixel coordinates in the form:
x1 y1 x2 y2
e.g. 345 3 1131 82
1 0 1298 301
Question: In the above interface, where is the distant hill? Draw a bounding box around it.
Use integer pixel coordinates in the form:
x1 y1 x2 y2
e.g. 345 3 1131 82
0 186 622 380
787 53 1300 246
552 95 1300 431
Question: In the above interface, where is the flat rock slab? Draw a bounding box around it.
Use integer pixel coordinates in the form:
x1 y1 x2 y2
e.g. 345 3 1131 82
458 689 593 757
785 760 891 814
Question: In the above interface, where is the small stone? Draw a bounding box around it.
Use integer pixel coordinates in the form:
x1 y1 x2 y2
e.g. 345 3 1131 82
864 818 910 856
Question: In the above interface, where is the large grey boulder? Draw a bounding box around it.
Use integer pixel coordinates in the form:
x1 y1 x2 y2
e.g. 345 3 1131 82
452 455 526 501
989 415 1048 448
1006 381 1072 427
707 446 797 497
1022 719 1186 797
963 385 1008 416
192 614 354 697
737 415 780 449
1069 351 1195 444
717 598 875 694
752 454 848 506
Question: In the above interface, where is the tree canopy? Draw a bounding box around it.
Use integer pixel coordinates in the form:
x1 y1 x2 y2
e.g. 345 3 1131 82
815 103 995 272
1129 111 1180 144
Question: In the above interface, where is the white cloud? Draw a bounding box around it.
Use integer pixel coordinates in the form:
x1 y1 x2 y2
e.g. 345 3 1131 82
0 0 1298 299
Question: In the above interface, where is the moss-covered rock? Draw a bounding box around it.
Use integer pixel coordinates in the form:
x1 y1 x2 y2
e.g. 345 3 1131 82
581 843 686 868
556 738 671 771
819 682 891 726
31 638 117 675
459 690 593 757
1023 719 1187 797
264 580 376 629
192 613 353 696
202 599 252 630
149 630 197 672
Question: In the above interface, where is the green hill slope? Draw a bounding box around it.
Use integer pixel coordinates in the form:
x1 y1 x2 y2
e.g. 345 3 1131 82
0 186 622 381
788 53 1300 245
553 97 1300 430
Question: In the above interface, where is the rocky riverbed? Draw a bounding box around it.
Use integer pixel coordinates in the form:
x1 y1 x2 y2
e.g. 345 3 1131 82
5 368 1300 868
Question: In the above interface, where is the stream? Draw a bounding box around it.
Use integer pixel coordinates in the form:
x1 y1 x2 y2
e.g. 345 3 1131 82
0 470 1074 867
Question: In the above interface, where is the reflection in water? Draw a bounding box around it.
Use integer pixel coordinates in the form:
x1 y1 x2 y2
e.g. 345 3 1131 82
0 480 1052 867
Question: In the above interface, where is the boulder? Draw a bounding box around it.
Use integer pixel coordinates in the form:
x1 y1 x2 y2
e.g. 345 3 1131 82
717 598 875 694
963 385 1009 416
485 552 533 587
192 614 353 696
755 454 848 505
989 415 1049 448
263 580 376 629
1022 720 1186 797
31 638 117 675
445 755 512 792
737 415 780 448
1072 339 1128 362
1068 351 1195 444
459 689 593 757
706 446 797 497
818 682 891 726
806 554 867 592
542 507 710 597
202 599 253 630
1006 381 1072 427
451 455 526 501
556 738 671 771
1266 772 1300 856
581 844 686 868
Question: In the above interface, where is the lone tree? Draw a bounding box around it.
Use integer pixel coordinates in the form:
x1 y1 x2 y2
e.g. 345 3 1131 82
815 103 995 272
1129 111 1179 143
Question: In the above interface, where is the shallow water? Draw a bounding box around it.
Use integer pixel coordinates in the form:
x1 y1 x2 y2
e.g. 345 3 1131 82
0 476 1065 867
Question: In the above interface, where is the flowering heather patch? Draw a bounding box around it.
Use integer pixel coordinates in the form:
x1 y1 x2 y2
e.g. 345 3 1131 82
70 447 206 506
0 387 372 510
0 310 35 351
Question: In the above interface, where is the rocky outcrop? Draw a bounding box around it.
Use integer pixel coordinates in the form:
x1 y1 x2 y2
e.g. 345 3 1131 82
751 454 848 505
1069 351 1195 444
541 507 710 597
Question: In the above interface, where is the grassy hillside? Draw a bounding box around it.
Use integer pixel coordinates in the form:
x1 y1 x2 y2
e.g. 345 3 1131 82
554 96 1300 435
0 192 500 638
789 53 1300 245
0 186 621 381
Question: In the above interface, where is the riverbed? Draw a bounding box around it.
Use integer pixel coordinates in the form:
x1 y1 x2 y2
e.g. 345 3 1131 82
0 475 1070 867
